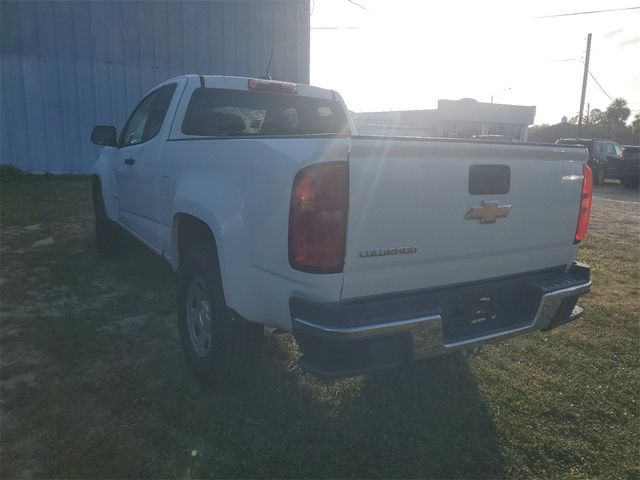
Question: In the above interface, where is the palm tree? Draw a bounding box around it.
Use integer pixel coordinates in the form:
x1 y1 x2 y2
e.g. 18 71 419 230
605 98 631 138
606 98 631 123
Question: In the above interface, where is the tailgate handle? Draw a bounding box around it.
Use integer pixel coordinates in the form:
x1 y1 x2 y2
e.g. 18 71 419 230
469 165 510 195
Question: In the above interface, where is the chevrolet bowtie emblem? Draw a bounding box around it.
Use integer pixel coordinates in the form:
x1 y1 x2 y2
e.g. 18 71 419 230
464 201 511 224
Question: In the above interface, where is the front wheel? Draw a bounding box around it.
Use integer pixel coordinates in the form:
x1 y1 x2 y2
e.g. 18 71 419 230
176 243 263 389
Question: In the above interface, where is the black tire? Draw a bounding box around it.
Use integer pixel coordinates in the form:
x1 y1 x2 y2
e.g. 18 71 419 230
593 167 606 186
92 181 119 255
177 243 263 388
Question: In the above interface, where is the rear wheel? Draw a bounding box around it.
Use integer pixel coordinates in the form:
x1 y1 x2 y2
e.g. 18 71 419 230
176 243 263 388
92 181 119 255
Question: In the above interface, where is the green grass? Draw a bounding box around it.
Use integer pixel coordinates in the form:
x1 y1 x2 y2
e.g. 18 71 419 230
1 176 638 479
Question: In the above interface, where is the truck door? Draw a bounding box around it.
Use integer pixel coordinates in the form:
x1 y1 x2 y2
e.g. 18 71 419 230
115 83 177 250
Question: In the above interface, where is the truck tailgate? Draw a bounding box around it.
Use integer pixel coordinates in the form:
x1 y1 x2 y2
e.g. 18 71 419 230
341 137 587 300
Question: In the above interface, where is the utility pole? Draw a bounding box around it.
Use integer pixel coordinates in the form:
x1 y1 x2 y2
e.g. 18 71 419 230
586 102 590 124
578 33 592 137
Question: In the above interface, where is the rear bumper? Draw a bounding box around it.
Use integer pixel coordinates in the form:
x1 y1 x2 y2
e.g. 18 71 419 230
291 262 591 376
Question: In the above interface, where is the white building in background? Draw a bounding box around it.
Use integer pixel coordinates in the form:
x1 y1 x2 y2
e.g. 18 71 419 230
0 0 310 173
353 98 536 142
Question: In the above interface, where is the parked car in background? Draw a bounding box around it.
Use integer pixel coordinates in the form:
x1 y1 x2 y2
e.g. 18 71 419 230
621 145 640 189
555 138 623 185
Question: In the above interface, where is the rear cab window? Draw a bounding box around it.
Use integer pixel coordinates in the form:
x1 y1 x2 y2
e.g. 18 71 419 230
181 88 349 137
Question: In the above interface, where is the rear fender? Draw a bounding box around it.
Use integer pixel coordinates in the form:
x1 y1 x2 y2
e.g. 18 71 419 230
171 177 250 313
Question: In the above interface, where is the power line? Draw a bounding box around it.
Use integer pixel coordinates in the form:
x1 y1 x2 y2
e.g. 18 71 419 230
588 71 614 102
347 0 371 12
545 57 616 103
535 6 640 18
545 58 582 63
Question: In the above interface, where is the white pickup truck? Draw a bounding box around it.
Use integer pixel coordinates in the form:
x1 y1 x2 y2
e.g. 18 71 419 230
91 75 592 386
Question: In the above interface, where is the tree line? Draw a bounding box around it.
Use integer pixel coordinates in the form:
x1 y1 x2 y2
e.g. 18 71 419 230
567 98 640 139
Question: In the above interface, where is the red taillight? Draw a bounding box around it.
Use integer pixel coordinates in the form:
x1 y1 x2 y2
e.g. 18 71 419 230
575 165 593 242
289 162 349 273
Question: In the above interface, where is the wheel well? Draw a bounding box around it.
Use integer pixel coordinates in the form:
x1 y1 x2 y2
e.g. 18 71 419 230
175 214 217 268
91 175 101 199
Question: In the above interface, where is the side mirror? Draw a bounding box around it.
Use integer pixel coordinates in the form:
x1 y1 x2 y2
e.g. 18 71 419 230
91 126 117 146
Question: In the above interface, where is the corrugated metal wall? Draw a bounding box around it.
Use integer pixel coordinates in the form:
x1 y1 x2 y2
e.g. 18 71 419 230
0 0 310 173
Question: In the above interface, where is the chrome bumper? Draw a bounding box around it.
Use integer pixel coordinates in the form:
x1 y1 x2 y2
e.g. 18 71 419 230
292 263 591 376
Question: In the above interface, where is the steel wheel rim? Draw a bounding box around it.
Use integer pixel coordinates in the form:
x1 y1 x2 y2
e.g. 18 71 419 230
186 276 213 357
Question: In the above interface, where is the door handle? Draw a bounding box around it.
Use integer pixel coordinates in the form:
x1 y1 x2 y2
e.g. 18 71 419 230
124 157 135 166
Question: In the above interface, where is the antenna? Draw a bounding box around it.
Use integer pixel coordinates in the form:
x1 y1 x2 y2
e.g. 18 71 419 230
262 50 274 80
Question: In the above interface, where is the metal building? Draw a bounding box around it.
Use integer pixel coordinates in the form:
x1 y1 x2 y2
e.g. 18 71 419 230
0 0 310 173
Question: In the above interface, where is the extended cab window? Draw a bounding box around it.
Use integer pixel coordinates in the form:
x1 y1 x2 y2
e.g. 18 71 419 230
144 83 177 141
119 91 158 146
119 83 177 147
181 88 349 137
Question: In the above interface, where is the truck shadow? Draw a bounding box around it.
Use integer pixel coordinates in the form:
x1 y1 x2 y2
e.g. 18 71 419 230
249 336 504 478
330 356 505 478
64 233 505 478
115 232 504 478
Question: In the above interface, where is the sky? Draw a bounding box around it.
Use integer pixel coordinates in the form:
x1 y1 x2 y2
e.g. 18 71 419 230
310 0 640 125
